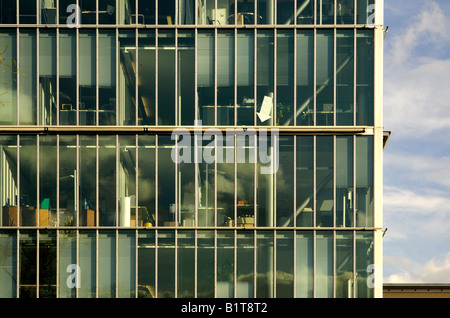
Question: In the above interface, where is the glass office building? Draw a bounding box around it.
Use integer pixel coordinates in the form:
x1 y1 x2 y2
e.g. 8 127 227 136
0 0 384 298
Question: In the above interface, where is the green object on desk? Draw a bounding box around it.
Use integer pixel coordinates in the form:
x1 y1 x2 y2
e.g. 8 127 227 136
41 198 50 209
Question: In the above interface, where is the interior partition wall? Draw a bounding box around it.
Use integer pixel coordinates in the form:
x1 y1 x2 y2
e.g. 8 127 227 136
0 0 383 299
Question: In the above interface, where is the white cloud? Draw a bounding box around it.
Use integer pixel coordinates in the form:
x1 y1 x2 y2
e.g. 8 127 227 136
384 1 450 138
385 252 450 283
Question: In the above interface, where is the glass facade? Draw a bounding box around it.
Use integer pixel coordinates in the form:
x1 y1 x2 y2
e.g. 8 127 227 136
0 0 382 298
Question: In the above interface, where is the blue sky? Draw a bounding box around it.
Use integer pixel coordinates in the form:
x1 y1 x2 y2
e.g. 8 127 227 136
383 0 450 283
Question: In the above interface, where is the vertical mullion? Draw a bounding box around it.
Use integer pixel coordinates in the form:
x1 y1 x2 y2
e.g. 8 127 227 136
214 28 217 125
76 27 79 125
36 229 40 298
313 28 316 125
155 136 159 228
56 28 60 125
156 28 159 125
115 28 119 126
353 28 356 126
333 136 336 228
36 28 40 125
293 28 297 126
253 28 257 125
95 228 99 298
333 230 336 298
57 135 60 227
175 28 178 125
293 136 297 228
76 136 79 227
116 135 119 228
174 229 178 298
333 28 336 126
234 28 237 126
16 28 19 125
96 135 99 227
96 29 99 126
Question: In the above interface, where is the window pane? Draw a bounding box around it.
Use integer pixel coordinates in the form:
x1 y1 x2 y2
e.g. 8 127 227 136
118 0 136 24
256 30 274 126
277 0 293 24
197 230 214 297
336 136 353 227
158 136 175 226
0 30 17 125
177 134 195 227
296 30 314 126
158 0 175 24
59 0 74 24
59 31 76 125
316 30 334 126
138 29 156 125
218 0 234 25
39 135 57 227
138 0 155 24
39 230 56 298
217 135 234 227
118 231 136 298
356 231 374 298
20 135 37 226
79 230 96 297
317 0 334 24
235 0 255 25
197 30 215 125
276 231 293 297
137 136 156 227
296 0 314 24
79 0 96 24
177 230 195 297
236 231 254 297
258 0 274 25
119 30 136 125
338 0 354 24
178 0 195 24
257 133 274 227
98 0 116 24
158 30 176 125
336 231 353 298
98 231 116 297
316 136 333 227
276 30 294 126
237 30 254 125
198 136 215 227
59 136 76 226
157 230 175 298
296 136 313 227
80 135 97 227
99 136 116 226
99 30 117 125
178 30 195 125
39 30 57 125
256 231 273 297
217 30 234 126
336 30 354 125
19 30 37 125
357 0 374 25
58 230 76 298
19 230 37 298
356 30 374 126
79 30 96 125
0 136 19 227
119 135 137 227
356 135 373 227
0 2 16 24
237 132 255 228
19 0 36 24
295 231 313 297
0 231 17 298
217 230 234 297
276 136 294 227
138 231 156 298
316 231 333 297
